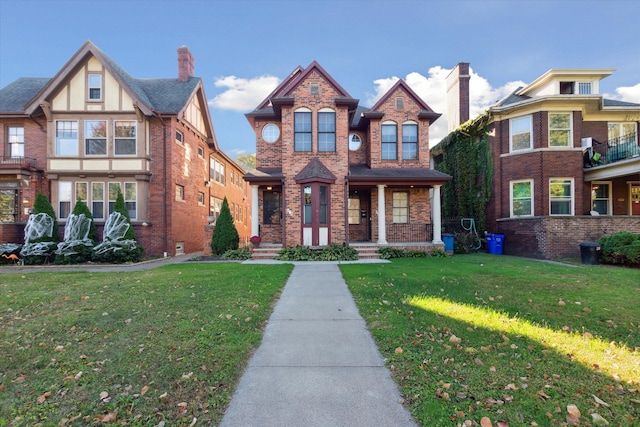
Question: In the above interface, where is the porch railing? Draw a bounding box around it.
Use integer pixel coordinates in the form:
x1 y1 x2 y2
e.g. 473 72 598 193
586 132 639 166
0 156 36 168
386 223 433 242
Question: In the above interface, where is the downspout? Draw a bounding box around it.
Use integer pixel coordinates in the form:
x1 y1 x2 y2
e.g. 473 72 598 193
281 178 286 247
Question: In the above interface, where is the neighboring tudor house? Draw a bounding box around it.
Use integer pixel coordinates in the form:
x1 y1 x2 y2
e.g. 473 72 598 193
244 61 451 255
0 41 250 257
434 64 640 259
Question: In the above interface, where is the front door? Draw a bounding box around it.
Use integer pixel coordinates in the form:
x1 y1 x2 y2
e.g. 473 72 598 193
631 184 640 215
302 184 329 246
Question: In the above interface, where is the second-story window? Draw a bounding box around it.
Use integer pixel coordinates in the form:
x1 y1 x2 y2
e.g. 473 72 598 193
510 115 532 152
402 122 418 160
56 120 78 156
294 110 312 152
381 122 397 160
318 110 335 152
114 121 136 155
85 120 107 155
7 126 24 158
210 158 226 185
88 74 102 100
549 113 572 147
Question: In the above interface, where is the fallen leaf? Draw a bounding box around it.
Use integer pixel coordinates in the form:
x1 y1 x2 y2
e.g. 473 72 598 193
591 413 609 425
395 347 404 354
592 394 610 407
558 300 566 306
37 391 51 404
566 404 580 425
101 412 117 423
141 385 149 396
99 391 108 400
55 345 65 352
449 335 462 345
480 417 493 427
496 422 509 427
177 402 188 415
15 375 26 383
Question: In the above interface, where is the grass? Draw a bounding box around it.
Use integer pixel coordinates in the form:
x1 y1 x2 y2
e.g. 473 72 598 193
0 262 293 426
340 254 640 427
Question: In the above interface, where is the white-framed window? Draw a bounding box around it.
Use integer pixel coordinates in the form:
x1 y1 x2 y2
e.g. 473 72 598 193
318 109 336 152
550 178 574 216
210 158 226 185
114 121 136 155
56 120 78 156
88 73 102 100
197 191 205 206
510 115 532 151
7 126 24 158
577 82 592 95
210 196 223 222
176 184 184 201
75 182 88 206
510 179 534 217
591 182 611 215
392 191 409 223
382 121 398 160
58 181 72 219
348 134 361 151
85 120 107 155
402 121 418 160
608 122 637 144
124 182 137 219
92 182 104 219
294 108 312 152
548 113 572 147
197 146 205 159
175 130 184 145
262 124 280 143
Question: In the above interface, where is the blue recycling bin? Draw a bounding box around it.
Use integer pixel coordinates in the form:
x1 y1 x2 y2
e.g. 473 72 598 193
442 233 454 252
486 233 504 255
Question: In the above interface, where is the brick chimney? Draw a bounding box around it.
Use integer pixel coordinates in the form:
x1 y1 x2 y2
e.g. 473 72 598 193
177 46 194 82
446 62 470 132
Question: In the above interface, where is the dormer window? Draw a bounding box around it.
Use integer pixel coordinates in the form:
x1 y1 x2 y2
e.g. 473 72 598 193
560 81 592 95
88 74 102 100
577 82 592 94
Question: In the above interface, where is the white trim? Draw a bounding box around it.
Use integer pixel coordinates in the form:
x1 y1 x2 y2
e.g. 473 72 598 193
591 181 612 215
548 112 573 148
510 179 534 218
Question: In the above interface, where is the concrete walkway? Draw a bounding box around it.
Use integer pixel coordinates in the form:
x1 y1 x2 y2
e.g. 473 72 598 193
220 263 417 427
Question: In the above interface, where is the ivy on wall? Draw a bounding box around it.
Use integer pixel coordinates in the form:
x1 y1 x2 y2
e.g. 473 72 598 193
432 112 493 233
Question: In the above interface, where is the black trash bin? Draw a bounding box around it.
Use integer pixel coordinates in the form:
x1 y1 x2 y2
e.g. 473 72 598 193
579 242 600 265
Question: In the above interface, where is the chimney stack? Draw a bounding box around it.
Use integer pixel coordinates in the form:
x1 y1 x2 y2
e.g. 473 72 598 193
446 62 470 132
177 46 194 82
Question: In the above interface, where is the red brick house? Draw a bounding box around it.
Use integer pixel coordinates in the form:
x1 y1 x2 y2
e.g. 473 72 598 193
434 65 640 259
244 61 451 254
0 41 250 257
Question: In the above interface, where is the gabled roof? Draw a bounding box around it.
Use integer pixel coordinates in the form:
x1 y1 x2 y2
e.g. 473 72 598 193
247 61 358 119
368 79 441 124
295 157 337 184
0 77 50 114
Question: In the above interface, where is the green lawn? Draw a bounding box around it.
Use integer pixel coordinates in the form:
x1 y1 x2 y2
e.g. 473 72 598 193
0 263 293 426
341 254 640 427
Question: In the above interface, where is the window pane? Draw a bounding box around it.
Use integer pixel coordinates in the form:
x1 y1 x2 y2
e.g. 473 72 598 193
124 182 136 219
59 182 72 218
511 116 531 151
319 186 328 224
263 192 280 224
295 112 312 152
85 121 107 155
549 113 571 147
303 186 312 224
92 182 104 219
56 121 78 155
550 179 572 216
348 198 360 225
511 181 533 217
392 192 408 223
0 189 17 222
8 126 24 157
76 182 88 203
115 121 136 155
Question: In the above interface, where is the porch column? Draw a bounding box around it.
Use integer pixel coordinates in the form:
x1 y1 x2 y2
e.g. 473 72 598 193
432 184 443 244
251 185 259 237
377 184 387 245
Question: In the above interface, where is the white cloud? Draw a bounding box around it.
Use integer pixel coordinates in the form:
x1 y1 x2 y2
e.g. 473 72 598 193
366 66 525 146
615 83 640 103
209 75 280 112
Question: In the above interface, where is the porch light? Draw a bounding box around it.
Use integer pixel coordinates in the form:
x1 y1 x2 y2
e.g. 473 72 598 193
267 186 272 190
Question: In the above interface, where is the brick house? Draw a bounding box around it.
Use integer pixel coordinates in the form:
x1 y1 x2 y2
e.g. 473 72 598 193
434 64 640 259
244 61 451 255
0 41 250 257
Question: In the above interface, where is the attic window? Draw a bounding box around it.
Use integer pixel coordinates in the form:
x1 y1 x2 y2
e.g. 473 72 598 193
395 97 404 110
559 82 574 94
88 74 102 100
578 82 592 94
310 82 320 96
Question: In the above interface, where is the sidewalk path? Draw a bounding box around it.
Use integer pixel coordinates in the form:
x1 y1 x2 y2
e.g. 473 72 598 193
220 263 417 427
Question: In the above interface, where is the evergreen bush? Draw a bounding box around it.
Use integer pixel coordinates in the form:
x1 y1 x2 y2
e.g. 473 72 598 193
72 199 98 242
32 192 59 243
599 232 640 266
211 197 239 255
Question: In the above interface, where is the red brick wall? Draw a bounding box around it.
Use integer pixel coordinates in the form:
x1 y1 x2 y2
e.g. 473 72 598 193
497 216 640 259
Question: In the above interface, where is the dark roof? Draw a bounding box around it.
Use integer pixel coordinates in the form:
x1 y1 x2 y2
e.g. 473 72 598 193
135 77 200 113
351 105 370 128
294 158 337 183
493 87 530 107
0 77 50 113
243 167 284 183
348 164 451 184
604 98 640 107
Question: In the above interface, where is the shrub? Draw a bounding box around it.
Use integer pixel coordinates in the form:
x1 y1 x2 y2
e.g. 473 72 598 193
211 197 239 255
599 232 640 266
377 247 406 259
113 190 136 241
32 192 59 243
222 248 253 260
92 244 144 264
275 244 358 261
377 247 448 259
72 199 98 242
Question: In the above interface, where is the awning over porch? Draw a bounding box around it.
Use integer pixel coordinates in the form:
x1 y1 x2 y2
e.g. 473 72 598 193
347 164 452 186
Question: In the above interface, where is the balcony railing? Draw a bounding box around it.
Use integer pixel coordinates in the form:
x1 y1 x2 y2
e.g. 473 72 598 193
0 156 36 168
585 132 640 167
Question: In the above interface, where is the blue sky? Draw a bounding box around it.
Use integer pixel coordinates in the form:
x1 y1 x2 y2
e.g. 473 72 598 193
1 0 639 159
